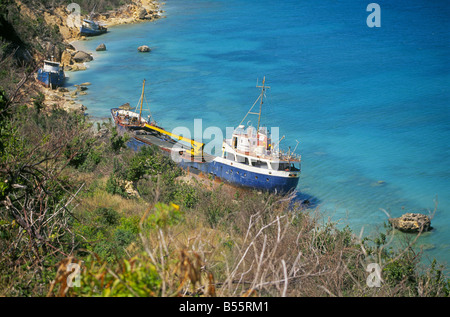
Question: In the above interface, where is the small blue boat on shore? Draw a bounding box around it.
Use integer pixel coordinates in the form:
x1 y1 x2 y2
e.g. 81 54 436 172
36 60 65 89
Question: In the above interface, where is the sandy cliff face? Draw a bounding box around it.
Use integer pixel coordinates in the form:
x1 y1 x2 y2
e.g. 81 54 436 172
16 0 163 45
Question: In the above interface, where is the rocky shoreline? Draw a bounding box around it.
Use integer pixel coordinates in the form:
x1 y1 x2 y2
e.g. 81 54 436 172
21 0 164 113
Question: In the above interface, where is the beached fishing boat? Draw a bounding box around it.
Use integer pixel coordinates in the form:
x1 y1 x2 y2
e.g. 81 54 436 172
36 60 65 89
111 80 167 131
111 78 301 194
111 80 204 157
178 77 301 193
79 5 107 36
80 19 107 36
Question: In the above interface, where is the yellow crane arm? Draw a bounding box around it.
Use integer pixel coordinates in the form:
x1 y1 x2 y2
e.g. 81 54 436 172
143 123 204 156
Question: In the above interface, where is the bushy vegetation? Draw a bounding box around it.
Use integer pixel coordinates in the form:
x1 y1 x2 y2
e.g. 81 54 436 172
0 87 448 297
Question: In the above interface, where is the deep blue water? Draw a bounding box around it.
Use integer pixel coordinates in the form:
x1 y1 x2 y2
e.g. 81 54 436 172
67 0 450 270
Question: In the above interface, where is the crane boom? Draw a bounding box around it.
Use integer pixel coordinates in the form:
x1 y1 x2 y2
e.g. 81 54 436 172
143 123 204 156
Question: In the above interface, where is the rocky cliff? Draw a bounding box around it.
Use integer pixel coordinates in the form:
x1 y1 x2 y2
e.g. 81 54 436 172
12 0 163 63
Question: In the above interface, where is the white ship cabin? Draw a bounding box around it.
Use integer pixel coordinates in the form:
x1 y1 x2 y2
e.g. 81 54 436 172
114 109 149 126
43 60 61 73
223 125 301 172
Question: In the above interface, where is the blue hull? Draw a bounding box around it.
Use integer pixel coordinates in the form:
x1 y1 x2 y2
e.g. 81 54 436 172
179 159 299 194
121 134 299 193
80 26 107 36
36 69 65 88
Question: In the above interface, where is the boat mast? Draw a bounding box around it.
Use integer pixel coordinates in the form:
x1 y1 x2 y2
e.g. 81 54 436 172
89 3 97 20
239 77 270 130
256 77 266 132
139 79 145 123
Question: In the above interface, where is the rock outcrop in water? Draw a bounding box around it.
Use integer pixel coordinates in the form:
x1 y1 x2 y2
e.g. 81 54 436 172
73 51 94 63
96 43 107 51
138 45 151 52
388 213 432 233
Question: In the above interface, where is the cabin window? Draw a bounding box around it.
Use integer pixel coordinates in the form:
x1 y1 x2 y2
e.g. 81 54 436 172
253 161 267 168
236 155 249 165
226 152 235 161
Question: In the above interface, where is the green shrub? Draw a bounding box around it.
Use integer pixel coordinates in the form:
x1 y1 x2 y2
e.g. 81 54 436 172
67 254 162 297
105 174 127 197
74 207 139 262
145 202 184 230
110 126 129 153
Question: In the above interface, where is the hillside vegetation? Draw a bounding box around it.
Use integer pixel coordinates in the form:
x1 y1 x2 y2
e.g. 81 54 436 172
0 89 449 297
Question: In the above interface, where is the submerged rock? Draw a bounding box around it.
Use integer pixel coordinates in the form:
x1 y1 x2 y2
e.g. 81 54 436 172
388 213 432 233
137 45 151 52
371 180 386 187
75 85 88 91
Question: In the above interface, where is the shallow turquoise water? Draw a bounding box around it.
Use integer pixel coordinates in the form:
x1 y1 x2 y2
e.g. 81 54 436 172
67 0 450 269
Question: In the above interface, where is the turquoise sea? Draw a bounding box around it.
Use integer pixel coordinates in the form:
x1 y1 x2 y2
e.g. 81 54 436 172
68 0 450 270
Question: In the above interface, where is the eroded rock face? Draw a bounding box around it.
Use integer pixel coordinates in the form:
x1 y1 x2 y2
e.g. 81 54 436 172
388 213 432 233
60 50 73 67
